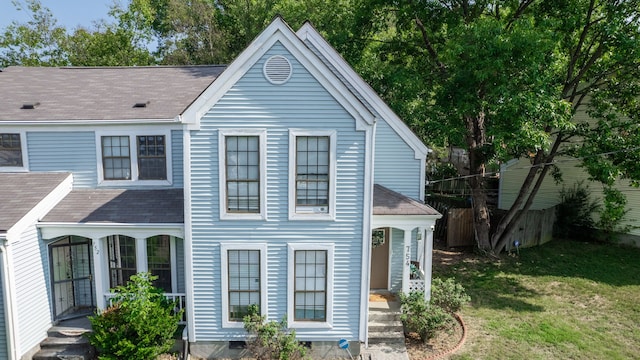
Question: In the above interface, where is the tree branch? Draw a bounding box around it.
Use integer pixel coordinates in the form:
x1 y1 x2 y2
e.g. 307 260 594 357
415 16 447 76
506 0 535 30
566 0 596 87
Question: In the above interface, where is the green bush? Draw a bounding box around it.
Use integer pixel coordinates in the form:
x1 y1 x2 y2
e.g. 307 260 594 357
430 277 471 313
243 304 307 360
400 277 470 342
87 273 182 360
400 291 452 342
554 181 600 239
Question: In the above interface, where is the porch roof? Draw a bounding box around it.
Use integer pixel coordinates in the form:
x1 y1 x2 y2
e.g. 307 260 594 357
0 172 71 234
41 188 184 224
373 184 439 216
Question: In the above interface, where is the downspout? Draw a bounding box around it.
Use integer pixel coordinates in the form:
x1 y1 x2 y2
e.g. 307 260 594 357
0 238 19 360
360 118 377 348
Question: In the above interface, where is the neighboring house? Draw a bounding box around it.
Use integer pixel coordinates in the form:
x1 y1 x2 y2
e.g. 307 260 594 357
0 17 441 359
499 106 640 246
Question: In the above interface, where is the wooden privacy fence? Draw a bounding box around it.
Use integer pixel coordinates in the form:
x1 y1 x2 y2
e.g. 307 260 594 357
428 196 556 250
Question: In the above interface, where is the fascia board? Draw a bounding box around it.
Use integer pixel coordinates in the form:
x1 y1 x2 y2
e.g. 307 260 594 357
297 22 430 160
182 17 375 130
38 222 184 240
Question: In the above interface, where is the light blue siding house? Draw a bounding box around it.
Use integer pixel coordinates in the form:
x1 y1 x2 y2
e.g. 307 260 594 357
0 17 440 359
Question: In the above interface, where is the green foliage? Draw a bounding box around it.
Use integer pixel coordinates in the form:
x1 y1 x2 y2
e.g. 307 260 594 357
87 272 182 360
554 181 600 239
400 277 470 342
243 304 307 360
399 291 452 342
597 186 636 238
430 277 471 314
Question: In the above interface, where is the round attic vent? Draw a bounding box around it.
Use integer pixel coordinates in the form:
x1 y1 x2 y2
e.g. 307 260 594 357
263 55 292 84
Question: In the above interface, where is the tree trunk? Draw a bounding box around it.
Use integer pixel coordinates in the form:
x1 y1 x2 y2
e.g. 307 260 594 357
465 112 492 253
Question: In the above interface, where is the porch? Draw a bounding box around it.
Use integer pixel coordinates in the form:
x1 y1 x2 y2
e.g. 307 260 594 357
371 184 441 302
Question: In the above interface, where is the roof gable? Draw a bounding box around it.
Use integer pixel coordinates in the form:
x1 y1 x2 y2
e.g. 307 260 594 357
181 17 375 130
296 22 430 160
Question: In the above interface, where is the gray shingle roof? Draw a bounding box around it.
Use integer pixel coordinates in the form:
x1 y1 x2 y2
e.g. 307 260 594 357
0 66 226 122
373 184 440 216
42 189 184 224
0 172 71 234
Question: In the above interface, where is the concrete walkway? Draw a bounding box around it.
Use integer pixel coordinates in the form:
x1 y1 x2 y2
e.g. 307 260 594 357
360 300 409 360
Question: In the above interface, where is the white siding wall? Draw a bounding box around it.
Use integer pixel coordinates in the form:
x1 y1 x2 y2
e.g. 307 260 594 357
374 119 422 200
0 256 8 359
28 132 97 188
189 42 365 341
13 225 52 357
500 157 640 236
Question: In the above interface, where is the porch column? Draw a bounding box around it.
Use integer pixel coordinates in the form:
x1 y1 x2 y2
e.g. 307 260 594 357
424 225 435 302
401 227 412 294
136 237 147 274
92 238 107 309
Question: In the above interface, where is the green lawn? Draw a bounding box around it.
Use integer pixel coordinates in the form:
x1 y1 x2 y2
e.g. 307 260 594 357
433 239 640 360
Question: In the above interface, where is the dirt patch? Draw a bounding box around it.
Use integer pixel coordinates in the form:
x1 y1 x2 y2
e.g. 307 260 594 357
369 292 397 302
405 313 465 360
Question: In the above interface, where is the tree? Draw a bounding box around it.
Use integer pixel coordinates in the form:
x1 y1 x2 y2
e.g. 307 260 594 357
0 0 68 67
350 0 640 254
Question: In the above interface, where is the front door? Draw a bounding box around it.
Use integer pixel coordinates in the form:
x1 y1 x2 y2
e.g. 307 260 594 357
49 237 95 321
370 228 389 289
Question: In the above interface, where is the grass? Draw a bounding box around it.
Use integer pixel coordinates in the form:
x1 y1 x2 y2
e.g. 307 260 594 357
433 239 640 360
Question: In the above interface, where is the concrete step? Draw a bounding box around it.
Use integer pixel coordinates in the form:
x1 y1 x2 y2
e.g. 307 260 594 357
368 312 401 322
368 320 403 333
368 330 405 344
40 334 91 349
32 345 95 360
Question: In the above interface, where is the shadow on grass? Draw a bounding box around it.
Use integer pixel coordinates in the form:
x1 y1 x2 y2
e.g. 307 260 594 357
434 238 640 313
513 239 640 287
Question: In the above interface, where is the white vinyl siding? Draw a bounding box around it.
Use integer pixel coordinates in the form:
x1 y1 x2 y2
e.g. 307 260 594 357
189 42 365 341
0 255 8 359
389 228 404 293
500 157 640 236
13 225 53 357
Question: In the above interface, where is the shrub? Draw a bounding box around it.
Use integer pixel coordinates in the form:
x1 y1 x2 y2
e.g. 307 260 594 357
243 304 307 360
430 277 471 313
554 181 600 239
87 272 182 360
400 277 470 342
399 291 452 342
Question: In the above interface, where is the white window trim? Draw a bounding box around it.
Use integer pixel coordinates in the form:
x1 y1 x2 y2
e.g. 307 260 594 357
220 243 268 328
0 130 29 172
287 243 334 329
288 129 336 221
96 130 173 186
218 129 267 220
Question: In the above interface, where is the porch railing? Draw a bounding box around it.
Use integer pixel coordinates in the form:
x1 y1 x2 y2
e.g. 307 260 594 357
408 269 425 293
104 292 187 324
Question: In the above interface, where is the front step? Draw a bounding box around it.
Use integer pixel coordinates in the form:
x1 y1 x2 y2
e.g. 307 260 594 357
368 302 405 344
33 322 95 360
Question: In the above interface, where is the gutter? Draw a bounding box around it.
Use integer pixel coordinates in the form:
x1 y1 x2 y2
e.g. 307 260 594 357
0 236 18 360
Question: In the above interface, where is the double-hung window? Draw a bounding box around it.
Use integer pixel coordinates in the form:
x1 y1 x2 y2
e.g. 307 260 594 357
98 131 171 185
220 243 267 327
287 243 334 328
289 130 336 220
219 129 266 220
0 132 27 170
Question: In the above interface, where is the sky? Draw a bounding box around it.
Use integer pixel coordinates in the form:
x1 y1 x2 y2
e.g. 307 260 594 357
0 0 120 31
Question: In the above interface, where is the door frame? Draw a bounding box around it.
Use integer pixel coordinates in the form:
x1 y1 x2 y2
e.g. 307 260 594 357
49 237 95 321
